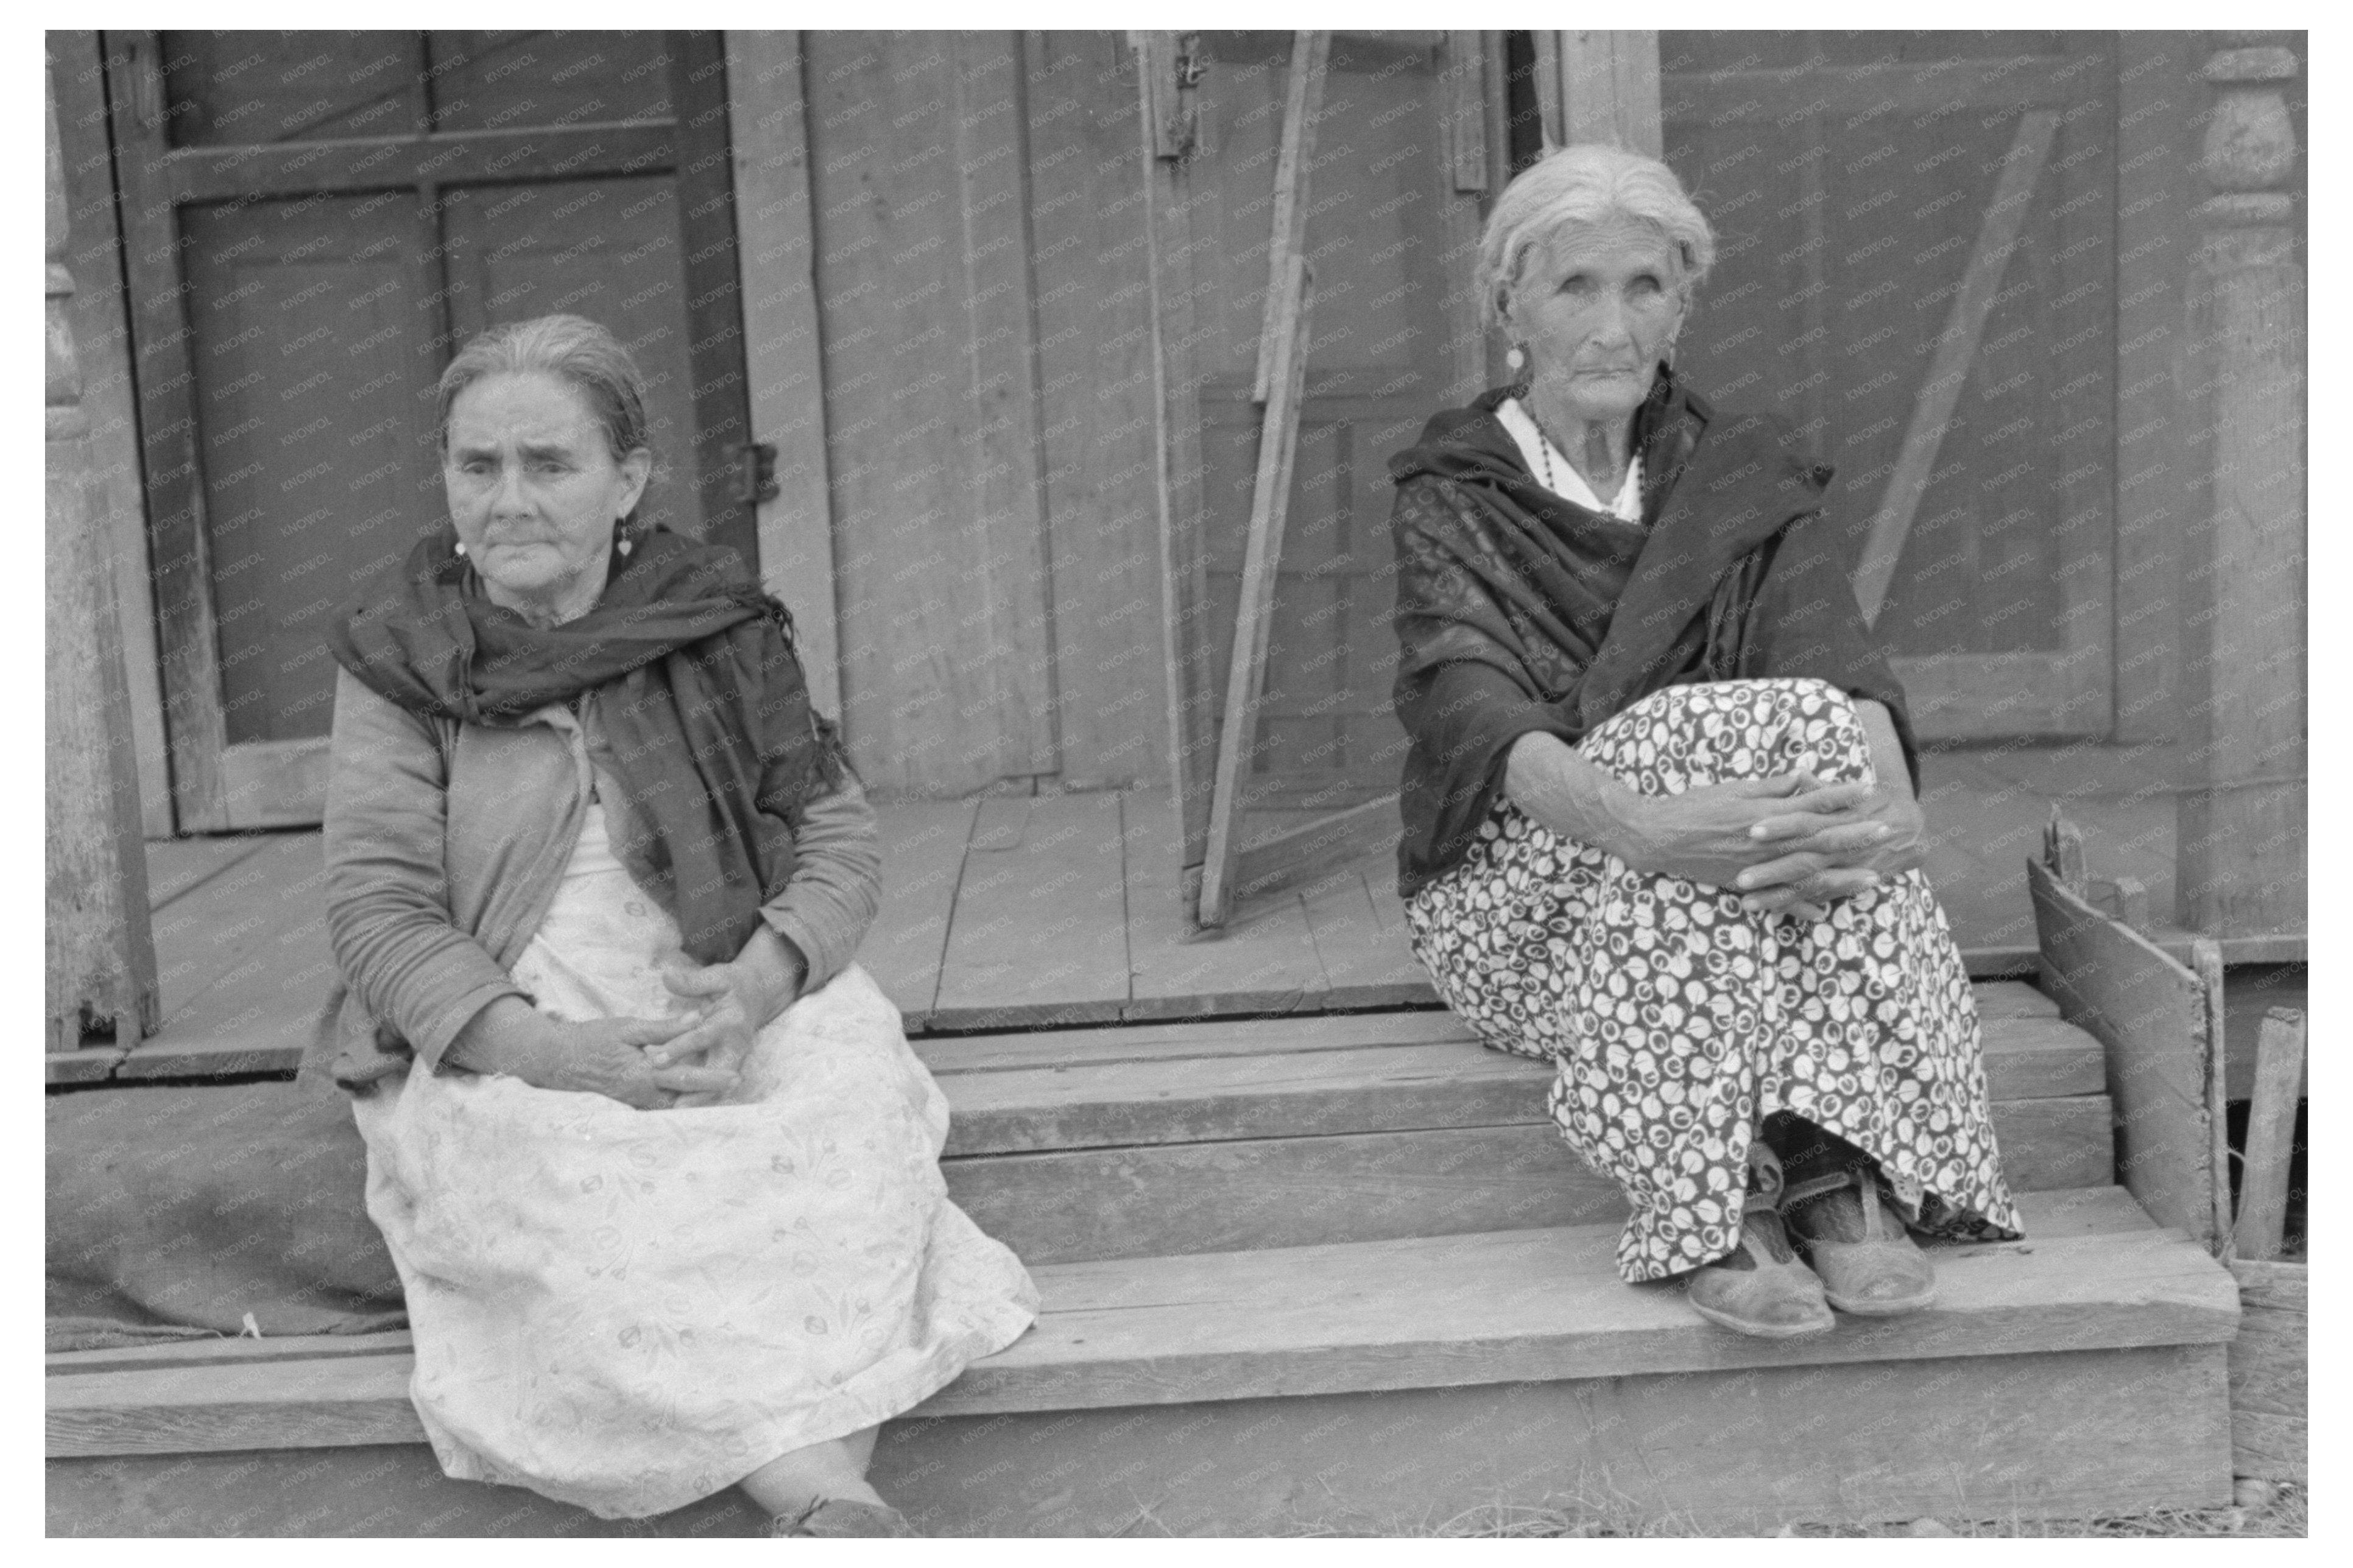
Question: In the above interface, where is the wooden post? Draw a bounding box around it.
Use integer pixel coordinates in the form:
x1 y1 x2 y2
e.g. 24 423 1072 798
726 31 842 720
2176 34 2305 937
45 58 158 1052
1533 32 1662 156
1198 32 1329 930
2232 1008 2306 1261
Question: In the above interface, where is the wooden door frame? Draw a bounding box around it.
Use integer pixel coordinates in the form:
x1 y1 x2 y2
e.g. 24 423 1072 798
1137 29 1498 927
722 30 842 719
104 30 758 831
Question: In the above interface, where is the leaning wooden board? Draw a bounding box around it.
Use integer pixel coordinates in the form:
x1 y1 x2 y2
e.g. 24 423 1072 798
2027 856 2225 1247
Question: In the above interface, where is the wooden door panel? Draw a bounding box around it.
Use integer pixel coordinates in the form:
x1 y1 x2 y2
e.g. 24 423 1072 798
181 200 439 746
108 29 753 830
800 32 1056 796
422 31 672 130
1199 388 1420 806
159 32 427 146
1660 32 2116 740
443 177 707 541
1159 33 1483 848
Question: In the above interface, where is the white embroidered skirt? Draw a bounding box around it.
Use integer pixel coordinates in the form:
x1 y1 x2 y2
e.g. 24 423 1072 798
351 807 1037 1519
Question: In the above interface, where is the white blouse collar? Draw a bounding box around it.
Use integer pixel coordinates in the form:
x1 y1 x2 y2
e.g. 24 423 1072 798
1497 397 1643 523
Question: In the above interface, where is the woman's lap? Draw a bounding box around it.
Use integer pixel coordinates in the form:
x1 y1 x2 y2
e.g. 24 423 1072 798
1405 678 2020 1282
353 964 1037 1519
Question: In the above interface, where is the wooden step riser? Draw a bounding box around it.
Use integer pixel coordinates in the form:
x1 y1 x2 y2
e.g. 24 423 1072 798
944 1095 2112 1265
933 1014 2104 1157
47 1340 2230 1536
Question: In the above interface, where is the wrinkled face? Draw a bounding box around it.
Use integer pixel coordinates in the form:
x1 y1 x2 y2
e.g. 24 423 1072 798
443 371 650 617
1503 222 1686 427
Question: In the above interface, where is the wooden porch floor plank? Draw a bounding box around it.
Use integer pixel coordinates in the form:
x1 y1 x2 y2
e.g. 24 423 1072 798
1121 788 1330 1018
1299 868 1433 1004
143 834 275 912
95 764 2227 1077
135 837 335 1072
917 1010 1474 1075
931 792 1129 1029
859 797 978 1025
144 835 324 1025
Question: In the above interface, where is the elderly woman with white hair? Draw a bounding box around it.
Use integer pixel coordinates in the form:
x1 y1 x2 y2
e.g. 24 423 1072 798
1388 145 2021 1338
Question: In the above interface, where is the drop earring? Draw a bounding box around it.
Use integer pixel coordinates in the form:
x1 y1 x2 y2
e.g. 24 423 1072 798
453 540 467 558
615 521 633 558
1505 345 1526 373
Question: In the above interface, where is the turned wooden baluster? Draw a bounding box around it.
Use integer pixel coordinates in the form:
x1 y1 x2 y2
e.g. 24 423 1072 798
2174 34 2305 940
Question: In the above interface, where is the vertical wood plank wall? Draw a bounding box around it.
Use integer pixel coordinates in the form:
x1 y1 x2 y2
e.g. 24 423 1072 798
797 30 1166 797
725 32 845 718
1023 34 1169 793
2110 35 2205 744
57 29 2278 814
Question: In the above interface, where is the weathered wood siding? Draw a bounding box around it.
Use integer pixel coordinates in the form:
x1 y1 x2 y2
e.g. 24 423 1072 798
797 32 1166 797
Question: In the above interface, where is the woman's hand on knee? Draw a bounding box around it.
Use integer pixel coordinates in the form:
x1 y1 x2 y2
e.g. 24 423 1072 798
1620 774 1871 888
1729 777 1929 918
1732 851 1880 921
1746 776 1927 878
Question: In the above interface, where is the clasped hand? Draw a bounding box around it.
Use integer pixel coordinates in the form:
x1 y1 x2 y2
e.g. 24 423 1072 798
485 930 805 1109
1620 770 1925 922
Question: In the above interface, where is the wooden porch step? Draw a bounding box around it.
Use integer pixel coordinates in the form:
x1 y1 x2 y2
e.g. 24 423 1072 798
923 990 2113 1264
46 1186 2240 1535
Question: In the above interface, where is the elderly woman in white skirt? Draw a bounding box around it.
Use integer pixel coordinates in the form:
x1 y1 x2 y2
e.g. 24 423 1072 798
1389 146 2022 1337
316 314 1034 1535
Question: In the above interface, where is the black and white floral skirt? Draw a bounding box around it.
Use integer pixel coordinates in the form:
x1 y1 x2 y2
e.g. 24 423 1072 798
1405 677 2022 1283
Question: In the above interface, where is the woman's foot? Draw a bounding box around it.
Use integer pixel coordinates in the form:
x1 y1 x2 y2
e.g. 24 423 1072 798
1783 1169 1937 1317
1685 1144 1835 1339
774 1498 922 1537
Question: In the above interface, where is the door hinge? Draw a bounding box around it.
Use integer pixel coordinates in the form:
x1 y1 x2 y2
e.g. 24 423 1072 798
1135 31 1204 162
730 441 779 507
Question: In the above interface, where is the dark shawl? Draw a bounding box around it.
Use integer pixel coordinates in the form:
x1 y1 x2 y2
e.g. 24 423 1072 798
1388 371 1917 898
328 525 844 963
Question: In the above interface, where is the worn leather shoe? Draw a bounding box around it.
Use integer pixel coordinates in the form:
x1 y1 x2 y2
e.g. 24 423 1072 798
1783 1169 1938 1317
1685 1144 1835 1339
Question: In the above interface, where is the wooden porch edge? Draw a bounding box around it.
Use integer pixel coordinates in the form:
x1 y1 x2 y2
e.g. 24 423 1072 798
48 1189 2235 1460
51 930 2301 1087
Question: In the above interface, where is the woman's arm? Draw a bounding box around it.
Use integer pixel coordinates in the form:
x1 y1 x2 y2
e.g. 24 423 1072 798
327 669 713 1107
1504 730 1889 904
648 747 883 1088
754 772 881 999
323 669 535 1067
1727 697 1928 916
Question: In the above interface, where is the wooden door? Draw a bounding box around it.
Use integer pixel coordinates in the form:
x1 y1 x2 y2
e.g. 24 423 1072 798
1658 31 2117 741
1141 30 1492 921
105 30 755 831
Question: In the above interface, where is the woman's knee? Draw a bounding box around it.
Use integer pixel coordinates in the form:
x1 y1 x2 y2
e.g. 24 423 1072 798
1594 678 1871 787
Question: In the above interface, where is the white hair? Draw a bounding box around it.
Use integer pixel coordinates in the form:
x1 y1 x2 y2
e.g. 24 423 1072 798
1476 143 1717 334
